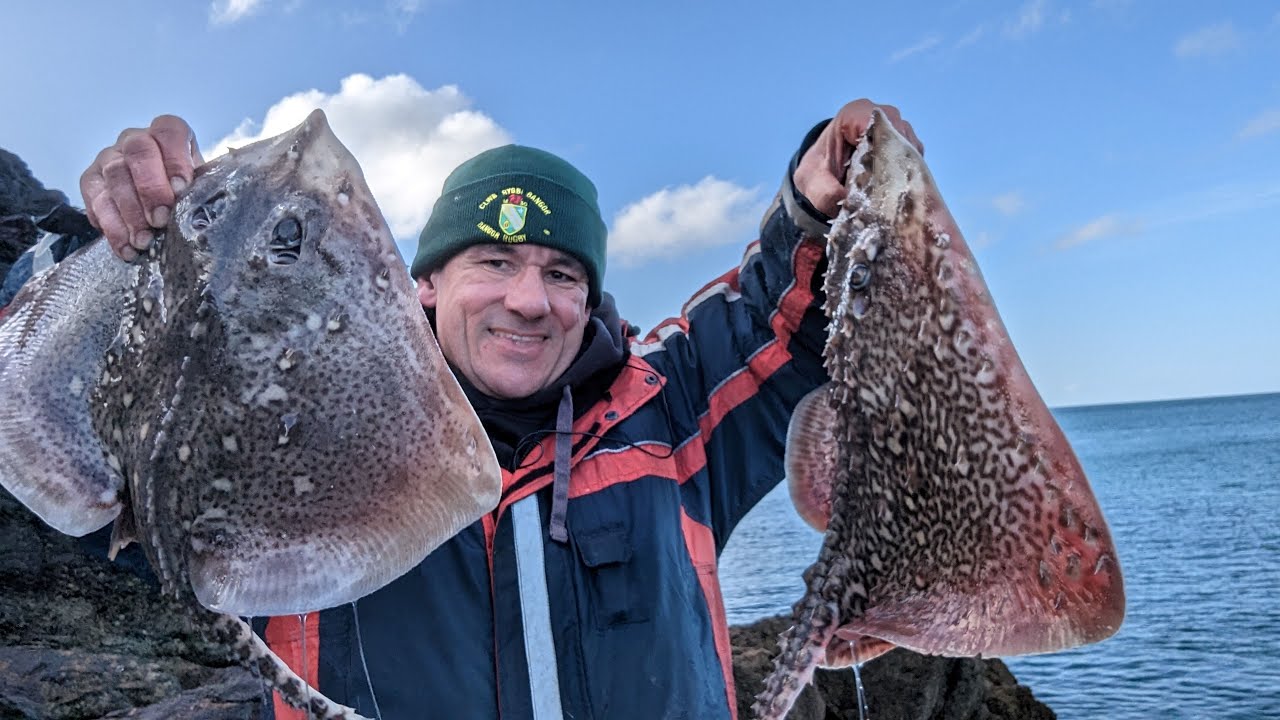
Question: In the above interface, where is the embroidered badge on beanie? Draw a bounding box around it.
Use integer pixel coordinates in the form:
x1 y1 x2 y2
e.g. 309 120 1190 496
412 145 607 306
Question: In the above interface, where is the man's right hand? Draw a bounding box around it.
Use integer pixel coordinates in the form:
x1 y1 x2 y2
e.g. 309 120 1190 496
80 116 204 262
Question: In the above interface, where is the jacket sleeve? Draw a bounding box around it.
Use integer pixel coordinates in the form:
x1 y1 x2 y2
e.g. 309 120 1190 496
631 120 836 552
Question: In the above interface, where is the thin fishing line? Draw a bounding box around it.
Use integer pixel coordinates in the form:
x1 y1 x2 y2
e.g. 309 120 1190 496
299 614 314 715
351 600 384 720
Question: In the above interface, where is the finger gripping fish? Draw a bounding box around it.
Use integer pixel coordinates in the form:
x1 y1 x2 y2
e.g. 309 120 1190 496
753 111 1125 719
0 111 501 719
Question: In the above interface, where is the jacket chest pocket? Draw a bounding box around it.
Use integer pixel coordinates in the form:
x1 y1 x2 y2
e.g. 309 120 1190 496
573 523 650 630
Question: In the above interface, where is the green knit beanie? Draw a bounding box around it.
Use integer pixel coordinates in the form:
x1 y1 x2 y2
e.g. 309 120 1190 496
411 145 607 307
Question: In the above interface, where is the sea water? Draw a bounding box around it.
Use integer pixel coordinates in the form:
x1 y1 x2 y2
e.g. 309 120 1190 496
719 392 1280 720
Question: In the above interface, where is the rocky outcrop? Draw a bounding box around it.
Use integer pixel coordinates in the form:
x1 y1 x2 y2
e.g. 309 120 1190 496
731 616 1055 720
0 149 68 218
0 148 68 281
0 148 99 306
0 489 263 720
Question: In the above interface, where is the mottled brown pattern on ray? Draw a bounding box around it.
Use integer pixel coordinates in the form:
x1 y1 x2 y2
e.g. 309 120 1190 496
753 111 1124 719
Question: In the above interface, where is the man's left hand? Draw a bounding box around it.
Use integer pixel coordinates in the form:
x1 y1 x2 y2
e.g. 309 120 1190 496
794 99 923 218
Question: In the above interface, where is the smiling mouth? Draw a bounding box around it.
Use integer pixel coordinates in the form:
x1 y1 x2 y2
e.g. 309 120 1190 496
490 329 546 345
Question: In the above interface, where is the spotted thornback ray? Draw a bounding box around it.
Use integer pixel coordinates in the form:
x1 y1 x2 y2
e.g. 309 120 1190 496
753 111 1125 719
0 110 501 719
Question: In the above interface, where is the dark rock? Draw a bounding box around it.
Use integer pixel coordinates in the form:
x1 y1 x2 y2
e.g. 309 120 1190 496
0 215 39 271
0 149 66 220
0 488 263 720
731 615 1056 720
0 149 99 301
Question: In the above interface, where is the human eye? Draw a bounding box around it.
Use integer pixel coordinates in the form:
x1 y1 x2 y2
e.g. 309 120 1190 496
548 268 581 284
476 254 510 271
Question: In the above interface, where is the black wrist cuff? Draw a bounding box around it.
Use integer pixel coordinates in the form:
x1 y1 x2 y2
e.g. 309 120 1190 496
779 118 835 238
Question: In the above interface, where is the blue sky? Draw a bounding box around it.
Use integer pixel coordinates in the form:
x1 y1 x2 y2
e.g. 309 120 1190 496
2 0 1277 407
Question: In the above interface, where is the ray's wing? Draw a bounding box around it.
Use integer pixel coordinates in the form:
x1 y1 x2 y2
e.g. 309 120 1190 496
786 379 1125 657
182 346 502 619
179 269 503 618
785 387 837 533
0 240 129 535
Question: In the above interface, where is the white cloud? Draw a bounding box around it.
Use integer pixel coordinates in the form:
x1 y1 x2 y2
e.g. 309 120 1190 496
1005 0 1048 37
1174 22 1241 58
340 0 424 31
212 1 423 29
1238 109 1280 140
1050 180 1280 252
210 0 265 24
1157 181 1280 226
209 73 511 240
992 191 1025 216
608 178 767 267
955 24 987 48
889 35 942 63
1054 214 1143 250
391 0 422 31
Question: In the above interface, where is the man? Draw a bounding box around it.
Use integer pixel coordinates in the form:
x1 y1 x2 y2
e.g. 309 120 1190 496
64 99 920 719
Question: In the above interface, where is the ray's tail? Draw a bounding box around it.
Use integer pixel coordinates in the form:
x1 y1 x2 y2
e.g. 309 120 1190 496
751 600 837 720
207 611 371 720
753 524 861 719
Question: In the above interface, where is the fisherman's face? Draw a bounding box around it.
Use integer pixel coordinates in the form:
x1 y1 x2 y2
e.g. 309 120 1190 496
417 243 591 400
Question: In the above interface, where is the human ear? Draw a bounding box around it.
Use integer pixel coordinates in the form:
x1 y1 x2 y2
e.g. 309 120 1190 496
416 276 439 309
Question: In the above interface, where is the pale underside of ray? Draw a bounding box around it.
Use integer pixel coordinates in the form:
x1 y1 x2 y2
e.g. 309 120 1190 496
0 240 128 535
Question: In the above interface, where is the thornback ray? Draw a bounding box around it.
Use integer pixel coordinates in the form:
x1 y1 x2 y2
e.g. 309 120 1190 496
753 110 1125 719
0 109 501 720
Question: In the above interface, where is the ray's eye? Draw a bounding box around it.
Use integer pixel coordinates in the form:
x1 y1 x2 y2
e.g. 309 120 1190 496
269 216 304 265
189 192 227 231
850 263 872 290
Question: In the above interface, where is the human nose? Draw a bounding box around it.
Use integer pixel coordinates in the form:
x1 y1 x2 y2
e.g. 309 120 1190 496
504 266 551 319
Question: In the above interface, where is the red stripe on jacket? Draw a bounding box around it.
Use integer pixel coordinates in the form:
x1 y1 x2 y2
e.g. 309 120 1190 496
265 613 320 719
569 438 708 498
696 239 822 442
680 508 738 720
